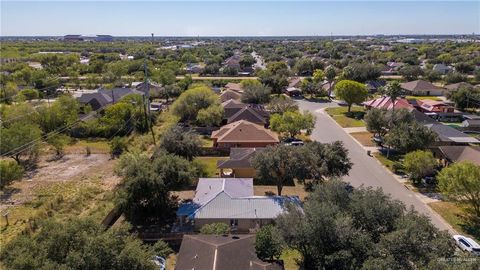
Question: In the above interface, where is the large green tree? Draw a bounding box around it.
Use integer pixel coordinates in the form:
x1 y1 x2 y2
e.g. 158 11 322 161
159 125 201 161
0 218 170 270
171 85 223 124
0 122 42 164
276 180 455 270
437 162 480 217
384 122 437 153
269 110 315 138
334 80 368 112
255 224 284 261
403 150 438 184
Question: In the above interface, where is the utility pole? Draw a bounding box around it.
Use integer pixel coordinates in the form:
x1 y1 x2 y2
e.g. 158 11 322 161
144 60 156 145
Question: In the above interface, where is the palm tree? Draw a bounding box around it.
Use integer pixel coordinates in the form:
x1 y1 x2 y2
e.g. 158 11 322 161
325 66 337 98
382 81 403 158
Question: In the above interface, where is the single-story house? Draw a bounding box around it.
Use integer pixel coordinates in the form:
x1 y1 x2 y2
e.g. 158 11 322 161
461 119 480 132
221 99 268 125
424 123 480 146
217 148 264 178
76 87 145 111
365 80 386 93
134 81 161 95
433 63 453 75
444 82 473 92
224 82 243 93
401 80 445 96
363 96 414 110
176 234 284 270
434 145 480 166
414 99 461 122
176 178 301 232
381 62 404 75
219 90 242 102
211 120 279 148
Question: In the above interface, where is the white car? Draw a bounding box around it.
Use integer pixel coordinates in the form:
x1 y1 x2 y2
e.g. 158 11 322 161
453 235 480 255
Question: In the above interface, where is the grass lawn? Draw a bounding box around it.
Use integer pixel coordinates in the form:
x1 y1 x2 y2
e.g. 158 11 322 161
325 106 365 128
199 135 214 147
373 152 404 174
254 181 309 201
193 156 228 177
65 138 110 154
280 248 302 270
428 201 480 241
350 131 375 147
405 95 442 101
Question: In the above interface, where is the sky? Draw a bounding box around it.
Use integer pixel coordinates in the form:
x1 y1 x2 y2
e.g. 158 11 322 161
1 1 479 36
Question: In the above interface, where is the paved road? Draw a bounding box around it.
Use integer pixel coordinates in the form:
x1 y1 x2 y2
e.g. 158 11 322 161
297 99 454 233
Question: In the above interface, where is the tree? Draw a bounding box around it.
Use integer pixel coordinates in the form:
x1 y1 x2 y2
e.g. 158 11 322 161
312 69 325 83
37 95 80 133
399 65 424 81
276 180 455 269
47 134 69 158
0 159 24 189
0 123 42 164
334 80 368 113
382 81 404 125
384 122 437 153
269 110 315 138
364 109 388 137
437 162 480 217
266 96 298 114
171 85 221 123
255 225 283 261
18 88 40 100
251 145 298 196
302 141 352 182
424 70 442 82
445 72 467 84
241 83 271 104
0 82 18 104
257 62 290 94
116 156 178 226
341 63 381 83
294 58 313 76
446 85 480 111
403 150 437 184
196 104 224 126
152 150 197 190
109 136 128 158
160 125 201 161
156 69 176 86
325 66 337 97
200 223 230 235
239 55 255 70
0 218 160 270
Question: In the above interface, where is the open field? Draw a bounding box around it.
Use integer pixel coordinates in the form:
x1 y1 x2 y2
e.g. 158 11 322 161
0 154 119 243
350 131 375 147
325 106 365 128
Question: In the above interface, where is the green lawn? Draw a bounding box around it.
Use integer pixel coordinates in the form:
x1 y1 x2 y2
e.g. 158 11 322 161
325 106 366 128
193 156 228 177
373 152 404 174
200 135 214 147
429 201 480 241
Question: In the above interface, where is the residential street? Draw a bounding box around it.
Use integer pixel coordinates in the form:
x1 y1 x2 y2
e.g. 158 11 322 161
297 99 455 233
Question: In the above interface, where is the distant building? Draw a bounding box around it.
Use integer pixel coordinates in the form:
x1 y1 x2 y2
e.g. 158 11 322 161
95 35 113 42
76 87 144 111
444 82 473 92
63 35 84 42
433 63 453 75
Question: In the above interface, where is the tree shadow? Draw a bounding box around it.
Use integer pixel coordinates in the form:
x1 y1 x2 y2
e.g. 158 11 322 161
459 212 480 240
0 187 21 204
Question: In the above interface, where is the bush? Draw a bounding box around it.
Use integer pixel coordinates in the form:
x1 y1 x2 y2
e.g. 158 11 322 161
200 223 230 235
109 136 128 158
0 160 24 189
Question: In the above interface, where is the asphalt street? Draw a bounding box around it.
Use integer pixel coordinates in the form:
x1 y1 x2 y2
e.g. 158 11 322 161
297 99 454 233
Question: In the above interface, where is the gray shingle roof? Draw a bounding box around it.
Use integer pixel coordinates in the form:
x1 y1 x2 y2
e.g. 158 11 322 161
217 148 264 169
425 123 480 143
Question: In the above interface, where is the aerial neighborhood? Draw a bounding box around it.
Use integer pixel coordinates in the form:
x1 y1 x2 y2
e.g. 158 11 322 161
1 2 480 268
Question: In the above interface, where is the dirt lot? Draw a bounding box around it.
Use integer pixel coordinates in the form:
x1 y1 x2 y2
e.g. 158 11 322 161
1 154 118 209
0 154 119 242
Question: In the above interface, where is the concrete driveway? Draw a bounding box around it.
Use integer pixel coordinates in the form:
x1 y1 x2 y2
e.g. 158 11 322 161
297 99 455 233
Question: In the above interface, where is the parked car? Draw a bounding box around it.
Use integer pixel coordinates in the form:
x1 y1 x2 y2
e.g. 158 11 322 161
337 100 348 106
453 235 480 255
283 137 304 146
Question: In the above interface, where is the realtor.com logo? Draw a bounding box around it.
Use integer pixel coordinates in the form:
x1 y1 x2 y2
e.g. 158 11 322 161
437 257 478 263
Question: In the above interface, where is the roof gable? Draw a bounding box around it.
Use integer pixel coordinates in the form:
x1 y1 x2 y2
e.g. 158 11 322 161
211 120 279 143
227 107 266 124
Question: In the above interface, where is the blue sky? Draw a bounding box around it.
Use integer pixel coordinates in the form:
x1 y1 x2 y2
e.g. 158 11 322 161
1 1 479 36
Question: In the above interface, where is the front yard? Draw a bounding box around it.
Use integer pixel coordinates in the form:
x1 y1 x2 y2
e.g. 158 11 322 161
429 201 480 241
325 106 366 128
350 131 376 147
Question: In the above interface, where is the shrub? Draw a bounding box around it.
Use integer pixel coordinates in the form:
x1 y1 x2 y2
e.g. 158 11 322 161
200 223 230 235
0 160 24 189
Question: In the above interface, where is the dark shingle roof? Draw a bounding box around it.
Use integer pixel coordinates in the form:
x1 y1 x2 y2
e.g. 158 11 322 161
217 148 264 169
227 107 267 125
438 146 480 165
176 234 284 270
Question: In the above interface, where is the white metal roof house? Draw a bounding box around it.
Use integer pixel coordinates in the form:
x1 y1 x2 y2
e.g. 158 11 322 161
176 178 301 232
